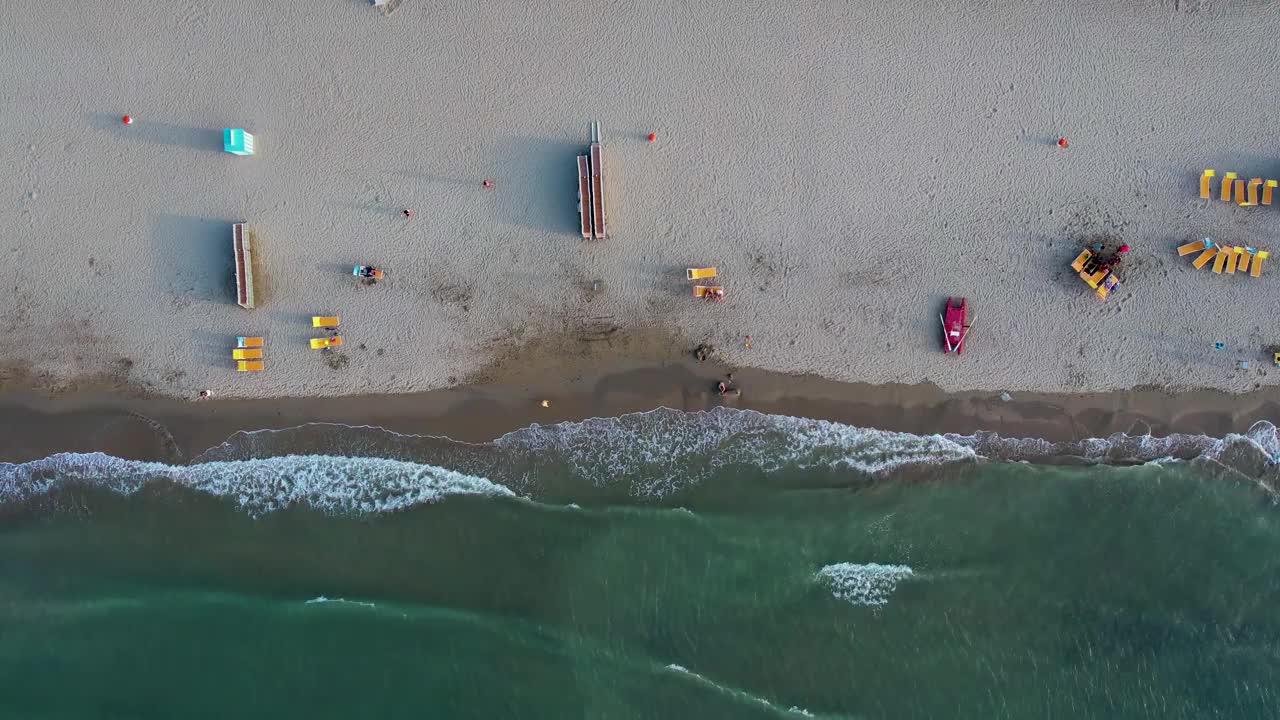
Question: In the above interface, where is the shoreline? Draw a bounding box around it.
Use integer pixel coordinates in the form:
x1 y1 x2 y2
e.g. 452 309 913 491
2 350 1278 465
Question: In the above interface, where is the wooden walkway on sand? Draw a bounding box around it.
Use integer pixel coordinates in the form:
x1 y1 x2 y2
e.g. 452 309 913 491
577 155 592 239
233 222 255 309
576 122 608 240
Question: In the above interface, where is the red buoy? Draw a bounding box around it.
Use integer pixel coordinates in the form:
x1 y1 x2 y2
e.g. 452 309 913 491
647 132 656 142
122 115 133 125
1057 137 1069 148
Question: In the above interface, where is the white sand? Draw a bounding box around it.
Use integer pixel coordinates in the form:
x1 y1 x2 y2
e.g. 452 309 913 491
3 1 1280 398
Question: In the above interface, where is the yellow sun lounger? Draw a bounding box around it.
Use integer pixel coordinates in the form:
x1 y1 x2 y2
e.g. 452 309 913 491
312 316 339 328
1096 274 1119 300
687 267 718 280
236 336 264 348
310 336 343 349
1177 239 1212 256
1070 249 1091 272
1192 246 1217 270
1246 179 1263 207
1199 169 1215 199
1234 178 1248 206
232 348 263 360
1237 248 1251 274
1252 251 1268 278
1212 247 1229 273
1079 267 1107 288
1220 172 1237 202
693 285 724 298
1265 180 1277 206
1225 248 1239 274
236 360 264 372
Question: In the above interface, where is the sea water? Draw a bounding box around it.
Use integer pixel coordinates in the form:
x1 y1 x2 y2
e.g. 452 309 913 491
2 408 1279 719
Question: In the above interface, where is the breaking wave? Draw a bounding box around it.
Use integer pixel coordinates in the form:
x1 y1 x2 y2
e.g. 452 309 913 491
3 409 1279 516
0 453 513 516
818 563 915 607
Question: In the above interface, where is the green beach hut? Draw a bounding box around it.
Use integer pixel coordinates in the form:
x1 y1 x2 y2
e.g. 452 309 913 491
223 128 255 156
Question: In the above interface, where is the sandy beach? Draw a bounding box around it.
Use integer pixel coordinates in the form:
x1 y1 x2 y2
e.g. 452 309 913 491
3 1 1280 402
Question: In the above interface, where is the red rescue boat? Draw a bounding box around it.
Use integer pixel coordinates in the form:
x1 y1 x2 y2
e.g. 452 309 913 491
940 297 971 354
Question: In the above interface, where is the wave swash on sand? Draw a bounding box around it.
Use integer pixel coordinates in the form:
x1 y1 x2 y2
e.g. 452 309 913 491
3 409 1279 515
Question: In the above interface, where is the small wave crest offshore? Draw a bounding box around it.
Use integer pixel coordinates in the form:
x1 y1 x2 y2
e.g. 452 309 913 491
4 408 1279 516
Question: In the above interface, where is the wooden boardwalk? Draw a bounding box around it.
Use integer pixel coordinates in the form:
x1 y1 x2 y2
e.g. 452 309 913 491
577 155 592 239
233 222 255 309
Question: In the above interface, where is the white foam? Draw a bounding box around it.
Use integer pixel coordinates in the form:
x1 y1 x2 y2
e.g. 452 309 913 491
305 596 377 609
0 452 515 516
818 563 914 607
663 662 817 717
496 407 977 497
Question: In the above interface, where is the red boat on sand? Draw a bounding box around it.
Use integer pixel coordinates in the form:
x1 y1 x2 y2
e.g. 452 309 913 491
940 297 971 354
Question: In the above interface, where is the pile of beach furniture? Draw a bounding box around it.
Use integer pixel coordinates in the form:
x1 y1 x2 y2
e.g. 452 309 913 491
233 336 264 371
687 267 724 301
311 316 342 349
1178 239 1267 277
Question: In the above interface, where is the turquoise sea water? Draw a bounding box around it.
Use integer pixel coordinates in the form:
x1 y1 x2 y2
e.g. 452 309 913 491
2 409 1280 719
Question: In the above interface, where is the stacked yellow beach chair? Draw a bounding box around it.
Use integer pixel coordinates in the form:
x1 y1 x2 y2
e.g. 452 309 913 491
311 316 342 349
687 267 725 302
234 336 265 371
1200 170 1278 207
1177 239 1267 278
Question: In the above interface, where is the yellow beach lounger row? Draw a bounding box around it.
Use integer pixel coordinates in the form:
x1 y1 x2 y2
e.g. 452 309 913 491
1177 239 1212 256
310 336 343 349
687 267 717 280
237 336 264 348
237 360 264 372
312 316 340 328
1192 245 1217 269
693 285 724 298
232 348 263 360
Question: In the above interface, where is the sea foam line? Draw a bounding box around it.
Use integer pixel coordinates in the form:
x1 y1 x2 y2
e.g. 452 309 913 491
664 664 821 718
0 452 514 516
305 596 378 609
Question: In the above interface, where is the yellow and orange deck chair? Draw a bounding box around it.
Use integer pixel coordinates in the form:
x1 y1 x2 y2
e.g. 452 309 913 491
1212 246 1230 273
1191 245 1218 270
1079 265 1108 288
1252 251 1268 278
1199 170 1215 199
1236 248 1252 275
1246 179 1263 207
1220 172 1238 202
236 360 264 372
232 348 263 360
687 267 718 280
693 285 724 298
1264 180 1278 206
1224 247 1239 274
236 336 264 348
1096 274 1119 300
1070 249 1092 272
1177 239 1212 256
312 316 340 328
310 336 343 349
